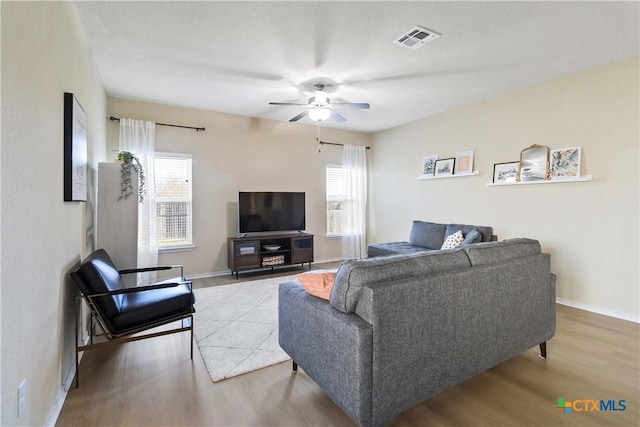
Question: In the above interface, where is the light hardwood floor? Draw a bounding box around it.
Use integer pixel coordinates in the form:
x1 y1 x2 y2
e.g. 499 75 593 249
56 265 639 426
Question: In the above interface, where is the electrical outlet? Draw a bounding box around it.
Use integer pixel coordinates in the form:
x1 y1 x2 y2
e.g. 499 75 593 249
18 379 26 418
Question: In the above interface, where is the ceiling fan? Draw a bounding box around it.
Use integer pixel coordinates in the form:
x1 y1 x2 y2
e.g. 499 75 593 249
269 84 370 123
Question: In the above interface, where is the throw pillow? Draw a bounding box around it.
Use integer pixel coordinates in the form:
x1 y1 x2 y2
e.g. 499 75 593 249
441 230 464 250
462 228 483 245
296 270 337 300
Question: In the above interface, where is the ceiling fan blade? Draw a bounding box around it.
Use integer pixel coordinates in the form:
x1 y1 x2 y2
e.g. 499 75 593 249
330 111 347 123
269 102 308 106
332 102 370 109
290 110 309 122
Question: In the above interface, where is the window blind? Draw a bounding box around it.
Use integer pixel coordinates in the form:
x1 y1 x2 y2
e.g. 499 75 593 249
154 153 193 247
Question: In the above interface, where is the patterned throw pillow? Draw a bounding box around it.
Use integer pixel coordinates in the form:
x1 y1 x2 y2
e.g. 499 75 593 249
296 270 337 300
441 230 464 250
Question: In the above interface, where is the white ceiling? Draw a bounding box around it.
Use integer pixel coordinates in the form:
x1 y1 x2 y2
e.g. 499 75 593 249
75 1 639 133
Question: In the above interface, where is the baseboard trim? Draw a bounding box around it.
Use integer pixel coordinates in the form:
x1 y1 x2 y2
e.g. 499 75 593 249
44 324 89 427
45 335 88 427
315 257 345 264
556 297 639 323
44 361 76 427
187 270 230 280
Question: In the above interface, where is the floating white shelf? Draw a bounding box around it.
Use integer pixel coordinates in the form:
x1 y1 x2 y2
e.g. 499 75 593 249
486 175 592 186
415 171 480 180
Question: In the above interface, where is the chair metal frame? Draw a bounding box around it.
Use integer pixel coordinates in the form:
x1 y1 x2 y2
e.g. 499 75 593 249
74 265 194 388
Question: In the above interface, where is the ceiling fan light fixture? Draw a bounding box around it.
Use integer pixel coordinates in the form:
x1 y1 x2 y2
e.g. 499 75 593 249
308 107 331 122
315 90 328 104
270 82 369 123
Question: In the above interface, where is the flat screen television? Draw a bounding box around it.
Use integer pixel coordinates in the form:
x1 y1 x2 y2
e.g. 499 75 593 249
239 191 306 233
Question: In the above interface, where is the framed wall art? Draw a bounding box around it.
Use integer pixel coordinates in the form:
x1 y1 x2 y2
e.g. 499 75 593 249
421 154 438 176
63 92 87 202
454 151 474 175
550 146 581 178
434 158 455 177
493 161 519 183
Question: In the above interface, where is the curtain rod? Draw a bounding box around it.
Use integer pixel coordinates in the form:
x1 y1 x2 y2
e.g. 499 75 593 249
109 116 205 132
319 140 370 149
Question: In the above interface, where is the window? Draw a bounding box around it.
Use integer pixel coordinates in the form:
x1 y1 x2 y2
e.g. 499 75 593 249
154 152 193 249
326 165 344 236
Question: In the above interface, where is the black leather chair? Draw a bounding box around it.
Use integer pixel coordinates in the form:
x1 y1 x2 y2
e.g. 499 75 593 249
70 248 195 387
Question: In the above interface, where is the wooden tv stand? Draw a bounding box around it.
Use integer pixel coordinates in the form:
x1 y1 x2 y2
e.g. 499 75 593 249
227 233 313 279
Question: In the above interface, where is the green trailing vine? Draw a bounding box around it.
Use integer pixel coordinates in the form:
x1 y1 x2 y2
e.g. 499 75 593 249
117 151 146 203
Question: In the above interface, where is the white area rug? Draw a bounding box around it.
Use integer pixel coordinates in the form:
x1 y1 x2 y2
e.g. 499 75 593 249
193 274 297 382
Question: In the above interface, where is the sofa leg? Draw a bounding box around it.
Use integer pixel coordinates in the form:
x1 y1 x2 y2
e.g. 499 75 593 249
539 342 547 359
292 361 298 372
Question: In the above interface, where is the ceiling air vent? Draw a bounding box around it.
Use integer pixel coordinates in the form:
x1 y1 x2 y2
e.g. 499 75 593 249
394 25 440 50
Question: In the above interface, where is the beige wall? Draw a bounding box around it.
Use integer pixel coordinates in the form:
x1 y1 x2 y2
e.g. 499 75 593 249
0 4 635 424
107 98 372 277
370 56 639 320
1 2 107 425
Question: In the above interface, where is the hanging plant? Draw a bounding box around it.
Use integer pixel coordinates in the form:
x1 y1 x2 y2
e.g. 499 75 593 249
116 151 146 203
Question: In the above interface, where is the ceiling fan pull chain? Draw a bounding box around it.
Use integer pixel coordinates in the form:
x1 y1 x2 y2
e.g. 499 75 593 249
317 122 322 153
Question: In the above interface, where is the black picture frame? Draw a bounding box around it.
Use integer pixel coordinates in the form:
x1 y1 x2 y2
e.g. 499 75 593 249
492 161 519 183
434 158 455 177
63 92 87 202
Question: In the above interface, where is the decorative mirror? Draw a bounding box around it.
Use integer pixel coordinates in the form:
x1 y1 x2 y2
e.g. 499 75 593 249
517 144 550 182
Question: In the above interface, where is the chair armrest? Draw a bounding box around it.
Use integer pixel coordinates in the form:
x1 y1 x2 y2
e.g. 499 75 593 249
85 281 192 299
119 265 184 278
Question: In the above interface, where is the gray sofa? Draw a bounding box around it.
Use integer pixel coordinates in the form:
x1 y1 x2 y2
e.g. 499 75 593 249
278 238 555 427
367 220 496 257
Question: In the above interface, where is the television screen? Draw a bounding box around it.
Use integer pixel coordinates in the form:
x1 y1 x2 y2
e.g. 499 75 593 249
239 192 306 233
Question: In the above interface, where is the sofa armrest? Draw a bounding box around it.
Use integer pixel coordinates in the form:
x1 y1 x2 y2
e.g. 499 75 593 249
278 281 373 427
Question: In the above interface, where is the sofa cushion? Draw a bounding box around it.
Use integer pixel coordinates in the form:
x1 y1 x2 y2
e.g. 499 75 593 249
441 230 464 249
446 224 493 242
462 229 483 245
367 242 434 257
113 283 193 335
409 221 447 249
296 270 337 300
330 250 471 313
464 238 541 266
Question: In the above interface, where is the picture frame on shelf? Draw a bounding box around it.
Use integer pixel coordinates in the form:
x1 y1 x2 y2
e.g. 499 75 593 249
63 92 87 202
493 161 519 183
421 154 438 176
454 151 474 175
434 158 455 177
550 146 581 179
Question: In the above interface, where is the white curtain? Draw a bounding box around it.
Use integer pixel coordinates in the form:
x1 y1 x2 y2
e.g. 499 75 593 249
119 118 157 284
342 144 368 260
